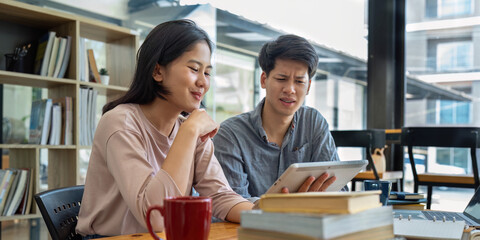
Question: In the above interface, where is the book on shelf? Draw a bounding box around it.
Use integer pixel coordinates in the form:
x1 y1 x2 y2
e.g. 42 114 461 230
57 36 72 79
52 37 67 78
4 169 28 216
389 191 425 200
87 49 101 83
64 96 73 145
48 103 62 145
46 36 59 77
24 168 34 215
33 31 56 76
28 99 44 144
238 224 394 240
40 99 53 145
258 191 382 214
16 168 33 215
79 38 86 81
52 97 73 145
240 206 394 240
79 88 98 145
2 169 19 215
0 170 14 214
28 99 53 145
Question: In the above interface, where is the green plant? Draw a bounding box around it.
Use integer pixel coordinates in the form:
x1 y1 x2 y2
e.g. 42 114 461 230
99 68 108 75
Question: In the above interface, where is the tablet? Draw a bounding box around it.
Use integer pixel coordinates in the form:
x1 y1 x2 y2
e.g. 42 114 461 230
265 160 368 194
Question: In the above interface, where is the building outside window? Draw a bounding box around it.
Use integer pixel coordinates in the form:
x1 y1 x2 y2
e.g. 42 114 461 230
436 41 473 71
207 48 256 122
405 0 480 195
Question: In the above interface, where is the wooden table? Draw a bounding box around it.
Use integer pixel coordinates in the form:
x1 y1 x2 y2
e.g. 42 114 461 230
355 170 403 180
100 222 239 240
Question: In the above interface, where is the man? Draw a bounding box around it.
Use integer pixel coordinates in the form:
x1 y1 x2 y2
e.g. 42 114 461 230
213 34 342 202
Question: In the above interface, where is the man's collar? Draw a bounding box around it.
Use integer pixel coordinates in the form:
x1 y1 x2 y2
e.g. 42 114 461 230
250 98 298 141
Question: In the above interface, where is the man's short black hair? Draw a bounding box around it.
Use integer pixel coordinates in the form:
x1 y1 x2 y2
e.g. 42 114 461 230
258 34 318 79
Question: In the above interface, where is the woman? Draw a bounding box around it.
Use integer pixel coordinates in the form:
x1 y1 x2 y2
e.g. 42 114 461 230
76 20 253 238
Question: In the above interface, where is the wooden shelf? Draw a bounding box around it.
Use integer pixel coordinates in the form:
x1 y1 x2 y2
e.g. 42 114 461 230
80 81 128 95
0 70 76 88
0 214 42 221
0 0 137 225
0 144 76 150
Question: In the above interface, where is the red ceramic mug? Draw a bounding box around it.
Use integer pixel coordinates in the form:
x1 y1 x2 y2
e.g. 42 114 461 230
146 196 212 240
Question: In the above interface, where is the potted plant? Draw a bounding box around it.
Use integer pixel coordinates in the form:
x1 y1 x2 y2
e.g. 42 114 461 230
99 68 110 85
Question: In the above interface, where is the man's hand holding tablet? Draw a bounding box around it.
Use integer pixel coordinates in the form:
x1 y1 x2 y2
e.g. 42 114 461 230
280 173 337 193
266 160 369 194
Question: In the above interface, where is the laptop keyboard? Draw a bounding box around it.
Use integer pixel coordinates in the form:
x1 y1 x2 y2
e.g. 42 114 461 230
422 211 473 224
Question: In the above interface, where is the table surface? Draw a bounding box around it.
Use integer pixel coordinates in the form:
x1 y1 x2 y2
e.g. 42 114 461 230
99 222 239 240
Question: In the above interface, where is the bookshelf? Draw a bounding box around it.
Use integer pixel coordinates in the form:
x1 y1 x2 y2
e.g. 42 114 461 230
0 0 138 225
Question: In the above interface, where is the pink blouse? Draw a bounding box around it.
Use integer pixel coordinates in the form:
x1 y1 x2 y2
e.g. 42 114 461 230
76 104 247 236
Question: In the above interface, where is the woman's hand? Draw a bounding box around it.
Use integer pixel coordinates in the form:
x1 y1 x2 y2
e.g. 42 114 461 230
184 109 219 141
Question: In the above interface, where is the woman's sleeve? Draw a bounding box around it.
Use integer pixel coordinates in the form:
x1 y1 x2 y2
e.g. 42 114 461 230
105 129 182 231
193 139 249 220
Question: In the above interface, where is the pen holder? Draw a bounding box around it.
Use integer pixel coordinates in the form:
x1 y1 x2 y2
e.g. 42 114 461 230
4 53 25 73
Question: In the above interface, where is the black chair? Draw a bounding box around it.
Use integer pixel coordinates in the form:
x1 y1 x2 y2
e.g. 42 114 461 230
402 127 480 209
34 185 84 240
330 129 386 191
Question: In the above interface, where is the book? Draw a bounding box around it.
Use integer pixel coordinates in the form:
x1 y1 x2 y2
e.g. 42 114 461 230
79 38 86 81
46 36 59 77
389 191 425 200
15 168 31 215
40 99 53 145
0 170 14 214
259 191 382 214
57 36 72 78
34 31 56 76
48 103 62 145
238 224 394 240
52 37 67 78
87 49 101 83
28 99 43 144
241 207 393 240
64 96 73 145
5 169 28 216
24 168 34 214
2 169 19 215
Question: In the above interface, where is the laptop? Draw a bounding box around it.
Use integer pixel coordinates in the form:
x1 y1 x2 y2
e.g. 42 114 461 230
393 187 480 227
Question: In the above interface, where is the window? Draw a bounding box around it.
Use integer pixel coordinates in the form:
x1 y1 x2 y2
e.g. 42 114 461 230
438 0 473 18
426 0 474 18
436 41 473 71
406 0 479 185
207 49 255 123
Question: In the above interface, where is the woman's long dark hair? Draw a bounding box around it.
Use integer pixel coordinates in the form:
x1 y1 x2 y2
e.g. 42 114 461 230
102 19 213 114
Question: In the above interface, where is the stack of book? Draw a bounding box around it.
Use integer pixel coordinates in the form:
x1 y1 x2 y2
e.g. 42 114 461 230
78 87 98 146
33 31 72 78
28 97 73 145
0 168 35 216
388 191 426 210
239 191 394 240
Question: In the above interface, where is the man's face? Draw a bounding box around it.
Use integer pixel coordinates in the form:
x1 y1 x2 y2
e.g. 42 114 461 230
261 58 311 118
